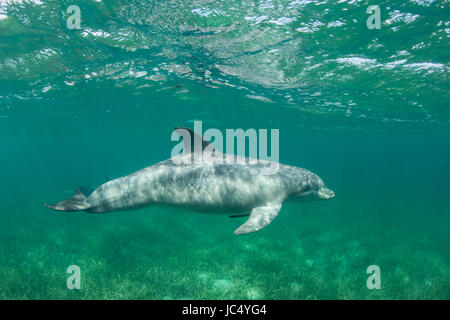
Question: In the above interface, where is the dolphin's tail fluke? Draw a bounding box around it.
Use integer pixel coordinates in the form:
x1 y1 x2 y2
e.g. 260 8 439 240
44 189 89 212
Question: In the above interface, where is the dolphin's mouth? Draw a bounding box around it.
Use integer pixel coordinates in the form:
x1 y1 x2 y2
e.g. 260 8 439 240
318 188 335 200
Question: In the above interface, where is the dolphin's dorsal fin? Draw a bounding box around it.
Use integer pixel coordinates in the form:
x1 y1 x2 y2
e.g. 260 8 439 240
234 203 282 234
174 127 215 154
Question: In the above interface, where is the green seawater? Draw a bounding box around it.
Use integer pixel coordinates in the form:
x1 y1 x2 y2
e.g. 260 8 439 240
0 0 449 299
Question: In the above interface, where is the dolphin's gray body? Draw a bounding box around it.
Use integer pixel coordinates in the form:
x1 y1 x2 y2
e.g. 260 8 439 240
45 128 334 234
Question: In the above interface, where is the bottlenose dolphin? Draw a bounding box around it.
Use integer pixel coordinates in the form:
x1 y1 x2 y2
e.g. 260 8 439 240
45 128 334 234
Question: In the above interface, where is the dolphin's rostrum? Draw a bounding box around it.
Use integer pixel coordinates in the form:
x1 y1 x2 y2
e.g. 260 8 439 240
45 128 334 234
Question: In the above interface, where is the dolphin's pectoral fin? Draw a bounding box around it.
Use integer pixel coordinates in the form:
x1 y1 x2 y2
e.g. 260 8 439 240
234 203 281 235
